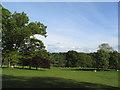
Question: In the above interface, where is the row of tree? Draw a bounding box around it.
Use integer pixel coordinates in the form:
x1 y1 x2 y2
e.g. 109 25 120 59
49 44 120 70
2 43 120 70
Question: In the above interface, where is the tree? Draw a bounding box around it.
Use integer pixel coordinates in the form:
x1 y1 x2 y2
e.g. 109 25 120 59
109 51 119 70
2 6 47 67
21 38 45 55
96 49 110 70
29 56 50 70
88 52 97 68
118 53 120 69
99 43 113 52
50 53 66 67
76 53 93 68
57 53 66 67
19 38 49 68
2 9 47 51
2 50 22 67
65 50 79 67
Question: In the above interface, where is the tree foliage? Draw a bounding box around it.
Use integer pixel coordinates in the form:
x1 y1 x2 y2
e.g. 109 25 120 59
29 56 50 70
76 53 93 68
99 43 113 52
96 49 110 70
50 53 66 67
109 51 119 69
2 6 48 68
65 50 79 67
2 50 22 67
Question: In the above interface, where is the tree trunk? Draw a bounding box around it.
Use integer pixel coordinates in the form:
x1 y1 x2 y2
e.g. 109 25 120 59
29 66 31 69
36 67 38 70
22 65 24 69
8 60 11 68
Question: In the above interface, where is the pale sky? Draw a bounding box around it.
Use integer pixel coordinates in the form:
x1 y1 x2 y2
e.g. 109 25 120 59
2 2 118 53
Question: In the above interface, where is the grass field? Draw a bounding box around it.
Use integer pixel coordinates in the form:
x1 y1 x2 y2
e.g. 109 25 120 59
2 67 119 89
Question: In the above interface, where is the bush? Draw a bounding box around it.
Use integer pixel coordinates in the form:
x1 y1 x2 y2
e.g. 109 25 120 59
29 56 50 69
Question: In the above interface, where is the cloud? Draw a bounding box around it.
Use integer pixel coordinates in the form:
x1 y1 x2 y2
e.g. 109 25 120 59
47 45 98 53
34 30 118 53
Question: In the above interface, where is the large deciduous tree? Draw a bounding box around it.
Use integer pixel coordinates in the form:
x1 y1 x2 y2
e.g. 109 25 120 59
50 53 66 67
65 50 79 67
29 56 50 70
109 51 119 70
76 53 93 68
2 6 48 67
99 43 113 52
96 49 110 70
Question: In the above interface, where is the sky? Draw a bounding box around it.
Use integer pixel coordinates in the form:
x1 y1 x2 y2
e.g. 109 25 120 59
2 2 118 53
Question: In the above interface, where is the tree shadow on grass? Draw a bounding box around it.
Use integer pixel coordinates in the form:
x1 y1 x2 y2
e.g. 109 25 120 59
2 74 119 90
15 67 47 71
62 68 110 71
2 67 46 71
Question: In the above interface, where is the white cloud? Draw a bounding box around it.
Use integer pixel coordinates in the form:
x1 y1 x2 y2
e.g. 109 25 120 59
34 29 118 53
34 33 86 52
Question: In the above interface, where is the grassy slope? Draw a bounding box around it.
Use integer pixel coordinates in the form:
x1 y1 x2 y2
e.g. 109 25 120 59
2 67 119 89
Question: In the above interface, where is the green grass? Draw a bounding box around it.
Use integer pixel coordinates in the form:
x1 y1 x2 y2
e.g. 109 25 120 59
2 67 119 89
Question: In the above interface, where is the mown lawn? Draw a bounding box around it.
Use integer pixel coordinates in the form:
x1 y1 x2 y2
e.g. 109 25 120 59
2 67 119 89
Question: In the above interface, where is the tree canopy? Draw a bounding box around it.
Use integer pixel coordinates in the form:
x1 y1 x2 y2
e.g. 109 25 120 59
2 6 48 68
99 43 114 52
